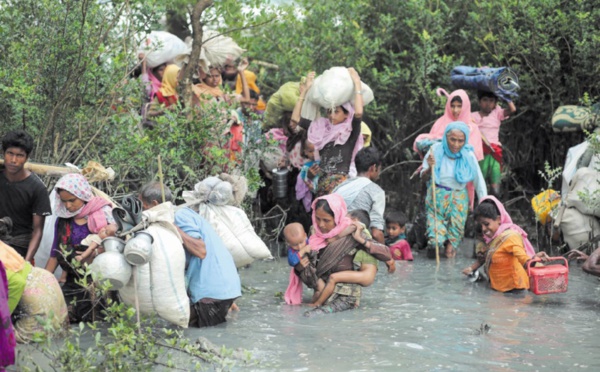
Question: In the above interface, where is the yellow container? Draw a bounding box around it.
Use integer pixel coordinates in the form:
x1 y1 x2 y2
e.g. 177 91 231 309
531 189 560 225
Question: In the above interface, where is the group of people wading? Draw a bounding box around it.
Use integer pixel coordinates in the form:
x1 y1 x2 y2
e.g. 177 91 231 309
2 59 598 366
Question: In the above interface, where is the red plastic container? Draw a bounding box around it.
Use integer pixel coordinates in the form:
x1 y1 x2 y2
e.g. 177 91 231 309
527 257 569 295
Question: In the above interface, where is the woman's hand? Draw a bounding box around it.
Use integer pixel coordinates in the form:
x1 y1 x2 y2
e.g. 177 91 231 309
386 259 396 274
237 57 249 72
427 153 435 168
534 251 550 262
462 267 473 276
347 67 361 84
304 71 316 92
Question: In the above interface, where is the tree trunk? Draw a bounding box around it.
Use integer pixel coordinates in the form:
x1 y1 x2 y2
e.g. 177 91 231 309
180 0 214 108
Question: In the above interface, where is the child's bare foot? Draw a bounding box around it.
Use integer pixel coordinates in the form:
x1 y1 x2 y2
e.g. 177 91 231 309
311 291 322 303
306 302 319 308
229 303 240 312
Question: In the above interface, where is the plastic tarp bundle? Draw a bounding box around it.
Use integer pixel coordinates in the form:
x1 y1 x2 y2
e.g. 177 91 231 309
301 67 374 121
137 31 188 68
118 203 189 328
196 203 272 268
263 82 300 130
450 66 519 101
551 103 600 133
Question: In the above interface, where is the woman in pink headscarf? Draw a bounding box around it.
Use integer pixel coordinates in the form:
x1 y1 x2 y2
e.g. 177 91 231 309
45 174 117 323
414 89 484 161
292 68 365 197
288 194 392 315
462 196 549 292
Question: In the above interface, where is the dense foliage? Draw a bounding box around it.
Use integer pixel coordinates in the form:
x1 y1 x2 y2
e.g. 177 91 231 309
1 0 599 210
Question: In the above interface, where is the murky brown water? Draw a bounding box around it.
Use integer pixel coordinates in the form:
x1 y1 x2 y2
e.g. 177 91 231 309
186 240 600 371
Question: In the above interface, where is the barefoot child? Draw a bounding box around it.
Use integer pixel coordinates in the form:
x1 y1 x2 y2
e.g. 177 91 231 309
309 210 383 307
385 210 413 261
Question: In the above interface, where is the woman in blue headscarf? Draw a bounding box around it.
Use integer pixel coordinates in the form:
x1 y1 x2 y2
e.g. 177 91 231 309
420 122 487 258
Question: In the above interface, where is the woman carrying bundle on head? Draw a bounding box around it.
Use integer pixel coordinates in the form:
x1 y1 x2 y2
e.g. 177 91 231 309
290 68 365 197
420 122 487 258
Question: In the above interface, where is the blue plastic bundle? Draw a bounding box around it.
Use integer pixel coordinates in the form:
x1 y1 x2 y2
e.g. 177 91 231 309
450 66 519 102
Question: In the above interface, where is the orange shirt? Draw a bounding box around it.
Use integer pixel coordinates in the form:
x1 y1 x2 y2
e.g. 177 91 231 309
488 232 530 292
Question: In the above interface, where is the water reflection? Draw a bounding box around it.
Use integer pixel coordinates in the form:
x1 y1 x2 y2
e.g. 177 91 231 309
186 243 600 371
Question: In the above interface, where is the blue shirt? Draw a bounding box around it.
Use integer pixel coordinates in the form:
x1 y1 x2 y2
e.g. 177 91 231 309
174 208 242 303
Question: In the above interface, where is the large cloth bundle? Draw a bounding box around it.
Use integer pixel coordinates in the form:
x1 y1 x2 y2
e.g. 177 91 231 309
137 31 188 68
560 207 600 250
565 167 600 217
551 104 600 133
301 67 374 121
197 203 272 268
118 203 189 328
450 66 519 101
201 30 245 67
531 190 560 225
263 82 300 130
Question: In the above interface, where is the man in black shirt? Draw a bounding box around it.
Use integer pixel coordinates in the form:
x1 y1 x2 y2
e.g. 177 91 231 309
0 130 52 261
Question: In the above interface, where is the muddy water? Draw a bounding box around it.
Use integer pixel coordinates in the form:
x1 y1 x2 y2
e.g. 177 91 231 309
187 241 600 371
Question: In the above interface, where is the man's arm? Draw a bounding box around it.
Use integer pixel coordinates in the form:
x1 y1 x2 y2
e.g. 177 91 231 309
176 225 207 259
582 246 600 277
371 228 384 244
25 214 45 262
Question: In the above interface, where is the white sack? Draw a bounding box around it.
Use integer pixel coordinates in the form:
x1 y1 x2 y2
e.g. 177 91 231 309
301 66 374 121
197 203 272 268
138 31 189 68
560 207 600 250
565 167 600 217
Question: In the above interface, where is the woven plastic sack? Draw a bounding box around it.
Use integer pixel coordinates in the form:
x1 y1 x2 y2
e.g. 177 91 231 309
137 31 188 68
301 67 374 121
560 207 600 250
197 204 272 268
119 223 189 327
201 30 245 67
263 82 300 130
208 181 234 206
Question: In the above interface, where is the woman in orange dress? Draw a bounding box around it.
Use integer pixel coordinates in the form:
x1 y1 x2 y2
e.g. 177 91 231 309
463 196 549 292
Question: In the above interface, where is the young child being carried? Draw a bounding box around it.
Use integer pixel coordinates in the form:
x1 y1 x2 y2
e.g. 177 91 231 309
308 209 383 307
472 91 516 197
284 222 325 302
77 224 118 262
385 210 413 261
296 135 320 213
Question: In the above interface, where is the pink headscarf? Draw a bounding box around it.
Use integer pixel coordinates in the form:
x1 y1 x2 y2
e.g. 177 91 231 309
307 102 364 170
480 195 536 258
308 193 353 251
54 174 111 234
285 193 352 305
413 89 484 161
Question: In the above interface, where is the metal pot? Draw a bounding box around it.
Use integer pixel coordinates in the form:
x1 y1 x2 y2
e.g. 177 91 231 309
101 237 126 254
90 251 132 290
124 231 154 265
272 168 289 199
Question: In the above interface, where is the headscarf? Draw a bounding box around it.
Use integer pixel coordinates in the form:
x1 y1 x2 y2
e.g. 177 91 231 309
159 65 180 98
308 194 352 251
479 196 536 258
413 89 484 161
54 174 111 234
145 68 163 100
307 102 364 174
432 121 479 183
361 122 372 147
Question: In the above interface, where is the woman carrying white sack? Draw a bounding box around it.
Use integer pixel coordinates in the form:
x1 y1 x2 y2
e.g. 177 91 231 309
290 68 365 197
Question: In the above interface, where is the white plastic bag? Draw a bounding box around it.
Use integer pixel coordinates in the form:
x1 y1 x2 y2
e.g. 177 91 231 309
201 30 245 67
197 203 272 267
138 31 189 68
301 67 374 120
